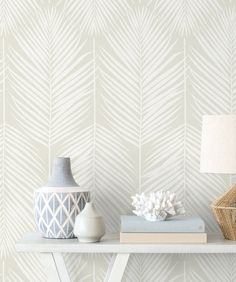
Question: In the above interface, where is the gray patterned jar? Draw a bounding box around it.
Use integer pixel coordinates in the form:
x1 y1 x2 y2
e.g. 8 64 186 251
34 157 89 239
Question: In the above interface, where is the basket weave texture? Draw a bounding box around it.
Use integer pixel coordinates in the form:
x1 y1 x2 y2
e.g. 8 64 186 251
211 184 236 240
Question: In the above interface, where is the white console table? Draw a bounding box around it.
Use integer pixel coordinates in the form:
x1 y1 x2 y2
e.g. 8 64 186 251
16 233 236 282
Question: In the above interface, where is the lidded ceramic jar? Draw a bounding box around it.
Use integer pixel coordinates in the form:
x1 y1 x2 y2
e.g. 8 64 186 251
74 202 105 243
34 157 89 239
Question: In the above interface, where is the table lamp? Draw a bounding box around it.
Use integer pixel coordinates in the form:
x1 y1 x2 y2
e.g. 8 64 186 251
200 115 236 240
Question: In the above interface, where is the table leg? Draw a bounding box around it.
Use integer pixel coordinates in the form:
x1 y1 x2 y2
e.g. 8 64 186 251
41 253 71 282
105 253 130 282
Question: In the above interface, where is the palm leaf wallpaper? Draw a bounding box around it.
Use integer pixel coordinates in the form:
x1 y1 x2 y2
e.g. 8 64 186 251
0 0 236 281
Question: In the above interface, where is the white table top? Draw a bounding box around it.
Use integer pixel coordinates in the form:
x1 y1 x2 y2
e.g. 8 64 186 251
16 233 236 254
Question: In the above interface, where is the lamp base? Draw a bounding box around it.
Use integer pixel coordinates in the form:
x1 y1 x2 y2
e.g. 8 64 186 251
211 184 236 240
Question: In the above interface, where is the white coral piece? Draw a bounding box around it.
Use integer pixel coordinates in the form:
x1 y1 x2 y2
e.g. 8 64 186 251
131 190 185 221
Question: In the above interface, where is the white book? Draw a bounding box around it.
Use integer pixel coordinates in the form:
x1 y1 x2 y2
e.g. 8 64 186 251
120 232 207 243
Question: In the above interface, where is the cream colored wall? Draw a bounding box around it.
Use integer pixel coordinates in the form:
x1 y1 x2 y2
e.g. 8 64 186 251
1 0 236 281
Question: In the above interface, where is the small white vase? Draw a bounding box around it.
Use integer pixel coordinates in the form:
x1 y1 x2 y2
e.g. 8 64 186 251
74 202 105 243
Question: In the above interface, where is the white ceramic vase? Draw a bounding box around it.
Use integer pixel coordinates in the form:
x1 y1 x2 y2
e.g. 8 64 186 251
74 202 105 243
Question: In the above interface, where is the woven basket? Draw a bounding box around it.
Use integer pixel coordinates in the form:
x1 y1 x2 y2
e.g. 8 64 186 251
211 184 236 240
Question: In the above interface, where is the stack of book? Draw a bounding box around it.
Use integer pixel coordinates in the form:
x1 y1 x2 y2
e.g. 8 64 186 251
120 215 207 243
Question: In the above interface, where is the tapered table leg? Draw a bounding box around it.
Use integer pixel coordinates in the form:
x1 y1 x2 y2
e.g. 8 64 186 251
41 253 70 282
105 253 130 282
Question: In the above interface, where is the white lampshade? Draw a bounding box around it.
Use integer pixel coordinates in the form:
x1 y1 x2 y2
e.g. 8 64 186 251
200 115 236 174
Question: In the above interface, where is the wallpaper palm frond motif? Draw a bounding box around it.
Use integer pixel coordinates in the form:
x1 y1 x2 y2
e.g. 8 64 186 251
1 0 236 281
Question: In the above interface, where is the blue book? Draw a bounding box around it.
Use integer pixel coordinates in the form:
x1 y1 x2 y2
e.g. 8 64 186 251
120 215 205 233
